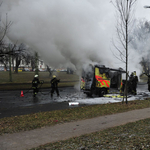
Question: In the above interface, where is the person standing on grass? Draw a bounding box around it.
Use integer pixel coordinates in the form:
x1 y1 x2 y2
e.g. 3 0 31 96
32 74 40 97
50 75 60 98
143 73 150 92
147 75 150 92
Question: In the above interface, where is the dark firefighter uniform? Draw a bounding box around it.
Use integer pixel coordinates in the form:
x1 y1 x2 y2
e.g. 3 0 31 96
132 75 138 95
50 75 60 97
128 73 134 94
147 75 150 92
32 74 40 97
129 72 138 95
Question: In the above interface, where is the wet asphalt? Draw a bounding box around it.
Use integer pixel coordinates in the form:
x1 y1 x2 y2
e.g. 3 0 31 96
0 83 149 118
0 87 87 118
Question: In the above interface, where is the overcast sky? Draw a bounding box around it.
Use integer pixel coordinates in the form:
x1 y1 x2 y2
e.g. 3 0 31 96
136 0 150 20
0 0 150 75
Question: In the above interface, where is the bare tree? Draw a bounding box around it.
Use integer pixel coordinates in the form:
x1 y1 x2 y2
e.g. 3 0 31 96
140 57 150 75
30 55 35 71
130 20 150 53
112 0 137 104
0 45 9 70
130 20 150 75
0 13 24 73
0 13 12 58
13 43 26 73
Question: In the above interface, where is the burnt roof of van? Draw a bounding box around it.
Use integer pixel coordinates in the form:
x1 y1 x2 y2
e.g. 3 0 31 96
94 64 126 73
95 64 107 68
109 68 126 73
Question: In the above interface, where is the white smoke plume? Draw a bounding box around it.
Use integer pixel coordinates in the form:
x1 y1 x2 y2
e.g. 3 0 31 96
0 0 149 76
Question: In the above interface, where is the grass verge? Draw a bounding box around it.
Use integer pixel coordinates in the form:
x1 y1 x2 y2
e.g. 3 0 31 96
0 99 150 135
0 71 79 83
0 81 79 90
31 118 150 150
0 71 79 90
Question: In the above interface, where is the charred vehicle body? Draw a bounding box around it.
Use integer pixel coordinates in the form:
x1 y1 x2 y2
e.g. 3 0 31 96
80 64 126 97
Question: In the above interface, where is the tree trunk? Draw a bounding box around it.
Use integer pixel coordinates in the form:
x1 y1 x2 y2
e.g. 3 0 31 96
35 52 39 75
125 17 128 104
15 57 19 73
9 45 12 82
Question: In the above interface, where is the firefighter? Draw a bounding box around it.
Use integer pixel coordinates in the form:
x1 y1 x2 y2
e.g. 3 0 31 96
128 73 134 94
32 74 41 97
129 72 138 95
120 80 125 94
143 73 150 92
50 75 60 97
129 72 134 80
132 73 138 95
147 75 150 92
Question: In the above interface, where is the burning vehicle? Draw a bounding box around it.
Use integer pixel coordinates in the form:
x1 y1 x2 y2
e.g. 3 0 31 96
80 64 126 97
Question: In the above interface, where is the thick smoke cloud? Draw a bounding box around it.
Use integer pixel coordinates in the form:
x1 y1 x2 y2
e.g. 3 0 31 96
0 0 114 69
0 0 150 75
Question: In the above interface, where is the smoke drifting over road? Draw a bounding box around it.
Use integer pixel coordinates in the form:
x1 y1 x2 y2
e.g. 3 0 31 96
0 0 149 75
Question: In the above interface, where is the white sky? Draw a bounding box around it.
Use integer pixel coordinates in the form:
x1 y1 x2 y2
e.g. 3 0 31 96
136 0 150 20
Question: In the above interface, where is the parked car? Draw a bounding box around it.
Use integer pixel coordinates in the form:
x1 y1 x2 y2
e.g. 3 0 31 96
23 68 30 71
39 68 47 71
18 69 22 72
0 67 4 71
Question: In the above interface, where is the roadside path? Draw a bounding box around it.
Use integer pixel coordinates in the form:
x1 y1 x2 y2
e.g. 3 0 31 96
0 107 150 150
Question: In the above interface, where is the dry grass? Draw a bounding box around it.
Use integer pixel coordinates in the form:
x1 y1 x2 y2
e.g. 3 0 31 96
32 118 150 150
0 71 79 83
0 71 79 90
1 99 150 135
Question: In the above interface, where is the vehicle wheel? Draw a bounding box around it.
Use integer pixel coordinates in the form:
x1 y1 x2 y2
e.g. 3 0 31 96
86 92 92 97
99 88 106 97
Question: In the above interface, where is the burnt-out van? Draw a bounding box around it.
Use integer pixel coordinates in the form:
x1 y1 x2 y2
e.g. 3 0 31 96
80 64 126 97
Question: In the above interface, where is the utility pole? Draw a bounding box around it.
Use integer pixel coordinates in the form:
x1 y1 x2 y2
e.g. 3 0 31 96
9 44 12 82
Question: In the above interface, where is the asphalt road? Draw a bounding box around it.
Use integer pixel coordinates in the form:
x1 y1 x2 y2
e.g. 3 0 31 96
0 83 149 118
0 87 86 118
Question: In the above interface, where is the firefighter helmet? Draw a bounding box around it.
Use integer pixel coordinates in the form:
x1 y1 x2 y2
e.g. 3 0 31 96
34 74 38 78
53 75 56 78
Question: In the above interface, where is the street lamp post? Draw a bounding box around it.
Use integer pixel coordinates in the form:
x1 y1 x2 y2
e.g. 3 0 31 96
144 6 150 8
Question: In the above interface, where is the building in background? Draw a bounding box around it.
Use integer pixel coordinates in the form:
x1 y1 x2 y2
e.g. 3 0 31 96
0 58 47 71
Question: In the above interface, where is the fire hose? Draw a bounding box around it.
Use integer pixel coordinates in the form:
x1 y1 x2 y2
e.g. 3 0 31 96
22 80 50 96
